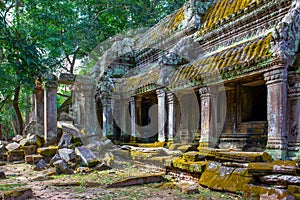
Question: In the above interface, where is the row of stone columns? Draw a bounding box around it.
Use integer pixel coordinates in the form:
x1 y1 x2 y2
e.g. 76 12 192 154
33 77 58 145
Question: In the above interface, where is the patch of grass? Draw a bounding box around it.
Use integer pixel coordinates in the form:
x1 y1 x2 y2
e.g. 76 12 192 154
0 183 26 191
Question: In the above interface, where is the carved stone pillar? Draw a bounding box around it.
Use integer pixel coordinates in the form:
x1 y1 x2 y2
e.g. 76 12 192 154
156 88 166 142
199 86 218 148
102 98 113 138
44 75 58 145
129 96 136 142
33 84 44 134
264 67 288 159
135 96 143 135
167 91 177 142
287 71 300 158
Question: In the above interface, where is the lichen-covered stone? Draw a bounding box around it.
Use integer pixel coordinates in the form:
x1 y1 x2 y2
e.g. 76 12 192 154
53 160 74 174
75 146 99 167
12 135 23 143
243 184 295 200
25 154 44 164
183 151 205 162
214 151 273 162
58 148 76 162
288 185 300 199
26 133 42 147
5 142 20 151
7 150 24 162
21 145 37 156
248 160 299 175
37 146 58 157
49 154 61 166
259 175 300 187
58 132 72 149
34 159 48 171
224 168 253 193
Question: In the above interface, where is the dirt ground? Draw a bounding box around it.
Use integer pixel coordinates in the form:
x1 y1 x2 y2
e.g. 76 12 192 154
0 162 242 200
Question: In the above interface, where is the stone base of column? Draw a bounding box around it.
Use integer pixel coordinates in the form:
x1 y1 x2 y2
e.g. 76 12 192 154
265 149 287 160
130 136 136 143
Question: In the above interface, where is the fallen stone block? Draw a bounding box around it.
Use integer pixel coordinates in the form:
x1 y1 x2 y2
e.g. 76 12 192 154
25 154 44 164
58 148 76 162
214 151 273 163
19 139 30 147
106 173 164 188
182 151 205 162
53 160 74 174
34 159 48 171
259 175 300 187
248 160 299 175
0 171 6 179
224 168 253 193
75 146 99 167
21 145 37 156
50 154 61 166
1 188 33 200
7 150 24 162
288 185 300 199
12 135 23 143
37 146 58 157
172 158 208 173
58 132 72 149
23 120 43 138
76 167 92 174
5 143 20 151
243 184 295 200
26 133 42 147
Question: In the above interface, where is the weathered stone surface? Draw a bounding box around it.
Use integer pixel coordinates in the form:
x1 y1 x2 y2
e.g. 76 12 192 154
53 160 74 174
224 168 253 193
2 188 33 200
37 146 58 157
21 145 37 156
0 171 6 179
75 146 99 167
288 185 300 199
106 173 164 188
50 154 61 166
94 163 112 171
25 154 44 164
26 133 42 147
76 167 91 174
5 142 20 151
243 184 295 200
19 139 30 147
12 135 23 143
248 161 299 175
172 158 208 173
7 150 24 162
23 120 44 138
58 148 76 162
58 132 72 149
183 151 205 162
199 162 237 191
34 159 48 171
259 175 300 187
214 151 273 163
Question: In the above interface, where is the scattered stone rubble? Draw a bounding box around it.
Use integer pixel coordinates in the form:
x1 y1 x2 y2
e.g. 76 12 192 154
2 122 300 199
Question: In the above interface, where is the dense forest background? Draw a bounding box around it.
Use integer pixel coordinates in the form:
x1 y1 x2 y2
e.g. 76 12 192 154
0 0 185 138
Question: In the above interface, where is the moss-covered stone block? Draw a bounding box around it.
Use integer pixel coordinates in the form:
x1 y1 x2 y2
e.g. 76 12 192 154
183 151 205 162
224 168 253 193
21 145 37 156
214 151 273 162
243 184 295 199
37 146 58 157
7 150 24 162
25 154 44 164
248 160 299 175
288 185 300 199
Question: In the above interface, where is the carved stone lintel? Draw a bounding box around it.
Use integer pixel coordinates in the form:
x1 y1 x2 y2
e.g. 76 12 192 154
264 67 287 85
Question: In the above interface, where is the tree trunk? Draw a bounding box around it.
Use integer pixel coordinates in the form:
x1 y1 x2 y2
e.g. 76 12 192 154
13 83 24 135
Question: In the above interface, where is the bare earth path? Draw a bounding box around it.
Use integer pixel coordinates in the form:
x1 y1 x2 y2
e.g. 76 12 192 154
0 162 241 200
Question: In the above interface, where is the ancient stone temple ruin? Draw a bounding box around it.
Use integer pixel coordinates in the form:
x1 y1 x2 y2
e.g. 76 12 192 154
68 0 300 161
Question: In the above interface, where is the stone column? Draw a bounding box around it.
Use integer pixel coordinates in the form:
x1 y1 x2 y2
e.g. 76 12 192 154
135 96 143 135
129 96 136 142
199 86 218 148
287 71 300 158
167 91 177 142
156 88 166 142
44 75 58 145
102 98 113 139
33 85 44 134
264 67 288 159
